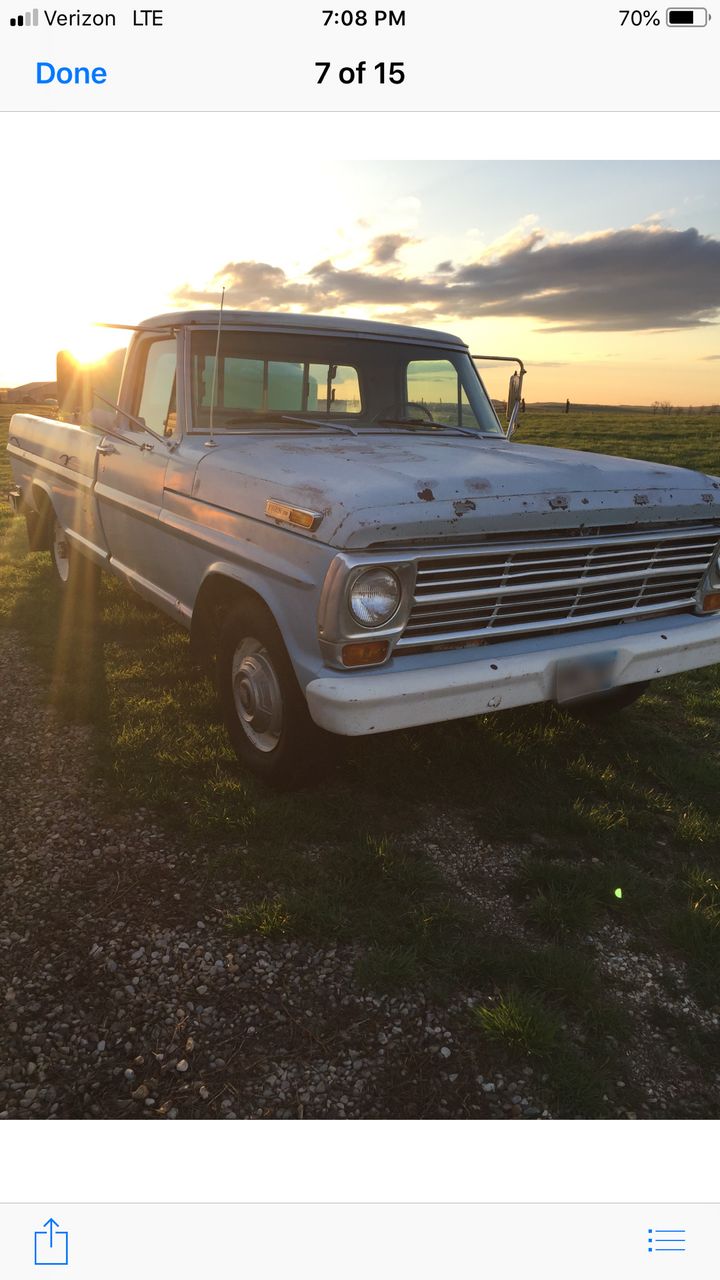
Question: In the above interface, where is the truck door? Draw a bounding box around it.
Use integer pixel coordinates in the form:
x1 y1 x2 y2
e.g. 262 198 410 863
95 335 177 601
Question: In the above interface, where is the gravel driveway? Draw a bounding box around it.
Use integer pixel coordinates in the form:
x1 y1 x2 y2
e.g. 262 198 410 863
0 634 516 1120
3 630 719 1120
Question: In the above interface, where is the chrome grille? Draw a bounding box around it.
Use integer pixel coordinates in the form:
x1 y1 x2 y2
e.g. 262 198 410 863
396 524 720 652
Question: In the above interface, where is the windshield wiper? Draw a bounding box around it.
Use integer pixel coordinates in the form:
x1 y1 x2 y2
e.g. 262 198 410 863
374 417 480 439
223 411 357 436
280 414 357 436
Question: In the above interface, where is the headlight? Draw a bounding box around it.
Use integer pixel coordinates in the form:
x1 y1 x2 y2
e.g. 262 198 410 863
349 568 401 627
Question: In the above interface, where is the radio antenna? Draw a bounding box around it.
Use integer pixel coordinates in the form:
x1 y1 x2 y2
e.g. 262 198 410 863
207 285 225 446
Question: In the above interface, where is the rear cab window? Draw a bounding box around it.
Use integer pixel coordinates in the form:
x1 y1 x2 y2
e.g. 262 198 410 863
191 338 362 428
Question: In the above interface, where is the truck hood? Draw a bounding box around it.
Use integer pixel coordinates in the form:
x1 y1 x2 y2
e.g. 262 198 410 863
191 433 720 548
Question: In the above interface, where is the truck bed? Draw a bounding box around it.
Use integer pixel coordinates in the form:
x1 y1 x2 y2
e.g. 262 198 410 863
7 413 109 562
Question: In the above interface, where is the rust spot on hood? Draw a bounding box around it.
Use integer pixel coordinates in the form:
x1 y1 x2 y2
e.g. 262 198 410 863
548 495 569 510
701 493 714 504
417 487 435 502
453 499 477 516
633 494 650 506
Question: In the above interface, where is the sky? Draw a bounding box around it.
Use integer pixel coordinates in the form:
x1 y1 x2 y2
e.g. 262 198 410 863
3 121 720 405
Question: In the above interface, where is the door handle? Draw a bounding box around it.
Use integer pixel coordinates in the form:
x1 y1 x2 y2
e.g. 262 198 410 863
96 442 118 456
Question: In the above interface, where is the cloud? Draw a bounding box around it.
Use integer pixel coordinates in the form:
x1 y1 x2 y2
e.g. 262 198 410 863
173 224 720 333
368 233 414 265
177 260 313 310
701 354 720 360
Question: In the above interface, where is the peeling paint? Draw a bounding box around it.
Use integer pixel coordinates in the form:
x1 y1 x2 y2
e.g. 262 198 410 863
170 420 720 550
701 493 714 504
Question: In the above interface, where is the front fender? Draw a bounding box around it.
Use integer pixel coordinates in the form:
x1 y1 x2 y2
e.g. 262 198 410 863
190 550 334 688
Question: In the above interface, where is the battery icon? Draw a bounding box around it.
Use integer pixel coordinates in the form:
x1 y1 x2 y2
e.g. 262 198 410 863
666 7 708 22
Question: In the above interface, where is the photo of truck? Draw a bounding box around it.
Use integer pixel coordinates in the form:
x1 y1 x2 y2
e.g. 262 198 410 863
8 309 720 787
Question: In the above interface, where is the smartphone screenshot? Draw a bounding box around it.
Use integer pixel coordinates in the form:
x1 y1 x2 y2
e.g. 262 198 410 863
1 0 718 1274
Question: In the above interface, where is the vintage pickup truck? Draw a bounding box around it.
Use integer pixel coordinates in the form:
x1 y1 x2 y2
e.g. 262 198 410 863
7 310 720 786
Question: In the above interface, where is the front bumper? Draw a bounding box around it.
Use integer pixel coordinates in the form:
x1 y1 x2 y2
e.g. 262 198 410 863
305 610 720 736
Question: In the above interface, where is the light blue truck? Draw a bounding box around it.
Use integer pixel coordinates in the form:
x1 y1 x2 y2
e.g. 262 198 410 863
7 310 720 785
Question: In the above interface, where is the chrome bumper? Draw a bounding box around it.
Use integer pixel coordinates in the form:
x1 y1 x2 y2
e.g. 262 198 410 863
305 611 720 736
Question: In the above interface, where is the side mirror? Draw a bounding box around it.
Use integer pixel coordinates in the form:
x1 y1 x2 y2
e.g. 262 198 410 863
470 354 527 438
506 371 522 437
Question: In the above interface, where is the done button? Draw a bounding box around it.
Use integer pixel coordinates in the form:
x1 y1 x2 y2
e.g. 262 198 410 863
36 61 108 83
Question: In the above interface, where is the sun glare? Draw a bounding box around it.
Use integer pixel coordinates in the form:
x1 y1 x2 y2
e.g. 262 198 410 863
61 323 129 367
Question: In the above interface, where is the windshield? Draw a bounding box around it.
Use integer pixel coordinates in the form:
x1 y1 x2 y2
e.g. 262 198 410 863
189 330 503 436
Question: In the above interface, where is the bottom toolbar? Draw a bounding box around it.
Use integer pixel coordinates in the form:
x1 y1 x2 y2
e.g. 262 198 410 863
1 1203 715 1278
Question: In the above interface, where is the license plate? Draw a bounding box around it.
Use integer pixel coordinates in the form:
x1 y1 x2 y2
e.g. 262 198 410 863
555 651 618 705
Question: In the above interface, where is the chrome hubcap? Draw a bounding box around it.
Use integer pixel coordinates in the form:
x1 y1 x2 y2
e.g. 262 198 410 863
52 521 70 583
231 638 283 753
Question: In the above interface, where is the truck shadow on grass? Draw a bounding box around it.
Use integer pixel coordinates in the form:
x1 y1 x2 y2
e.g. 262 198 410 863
4 546 720 1117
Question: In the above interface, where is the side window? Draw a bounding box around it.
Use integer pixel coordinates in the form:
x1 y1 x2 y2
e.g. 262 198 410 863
406 358 471 427
137 339 177 436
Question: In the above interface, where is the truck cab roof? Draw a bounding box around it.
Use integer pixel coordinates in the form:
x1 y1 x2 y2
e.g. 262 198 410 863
137 310 468 350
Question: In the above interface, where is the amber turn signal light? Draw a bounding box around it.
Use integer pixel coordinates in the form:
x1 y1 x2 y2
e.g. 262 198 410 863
700 591 720 613
265 499 321 531
341 640 390 667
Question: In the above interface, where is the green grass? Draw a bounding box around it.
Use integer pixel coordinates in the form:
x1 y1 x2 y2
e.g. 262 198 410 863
515 408 720 476
668 866 720 1002
355 944 421 990
471 990 560 1059
3 403 720 1116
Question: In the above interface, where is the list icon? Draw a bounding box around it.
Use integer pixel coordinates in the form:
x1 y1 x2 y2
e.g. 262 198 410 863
648 1226 687 1253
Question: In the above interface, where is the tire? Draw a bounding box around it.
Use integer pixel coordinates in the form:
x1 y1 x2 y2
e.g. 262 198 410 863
564 680 649 721
49 515 101 598
25 507 50 552
216 600 332 789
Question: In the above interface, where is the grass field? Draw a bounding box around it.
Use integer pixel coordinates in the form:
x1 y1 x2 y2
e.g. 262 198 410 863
2 404 720 1117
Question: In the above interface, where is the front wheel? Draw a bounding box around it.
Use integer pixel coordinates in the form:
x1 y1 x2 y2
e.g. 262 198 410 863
216 600 332 788
564 680 649 721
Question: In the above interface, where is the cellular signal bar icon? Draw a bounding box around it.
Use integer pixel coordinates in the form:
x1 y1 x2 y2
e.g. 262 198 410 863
10 7 39 22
